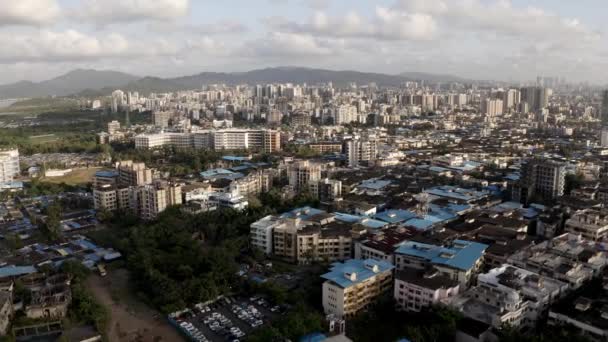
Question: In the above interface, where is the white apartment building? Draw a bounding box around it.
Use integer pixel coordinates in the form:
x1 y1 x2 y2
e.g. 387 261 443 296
321 259 395 318
451 264 568 329
250 215 284 255
0 149 20 183
135 129 281 153
394 268 460 312
288 160 322 192
565 208 608 241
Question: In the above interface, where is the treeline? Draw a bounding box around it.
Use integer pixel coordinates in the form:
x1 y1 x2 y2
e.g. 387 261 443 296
95 206 273 313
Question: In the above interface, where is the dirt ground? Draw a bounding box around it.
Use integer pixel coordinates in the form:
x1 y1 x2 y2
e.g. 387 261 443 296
42 167 104 185
86 268 185 342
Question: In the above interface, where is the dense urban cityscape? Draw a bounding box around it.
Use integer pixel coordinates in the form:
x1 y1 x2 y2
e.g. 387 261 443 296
1 1 608 342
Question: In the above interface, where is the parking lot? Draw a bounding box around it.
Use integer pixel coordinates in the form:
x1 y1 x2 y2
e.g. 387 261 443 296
171 296 286 342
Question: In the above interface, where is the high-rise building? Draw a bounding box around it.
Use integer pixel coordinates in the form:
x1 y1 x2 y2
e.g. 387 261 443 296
516 158 566 204
520 86 550 113
0 149 20 183
266 109 283 125
344 139 378 167
111 90 125 113
601 90 608 125
116 160 154 187
288 160 322 192
153 111 172 128
482 98 504 117
107 120 121 134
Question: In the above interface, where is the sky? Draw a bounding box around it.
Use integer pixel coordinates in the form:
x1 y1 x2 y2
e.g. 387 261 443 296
0 0 607 84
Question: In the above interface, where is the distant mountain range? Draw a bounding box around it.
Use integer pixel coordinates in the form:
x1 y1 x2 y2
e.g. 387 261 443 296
0 67 472 99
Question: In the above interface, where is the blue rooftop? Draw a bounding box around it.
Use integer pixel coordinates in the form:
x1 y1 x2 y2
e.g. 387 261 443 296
358 179 392 191
222 156 251 162
0 265 36 278
300 333 327 342
95 170 118 178
374 209 417 224
425 186 489 202
321 259 394 289
280 206 326 220
395 240 488 271
334 212 387 229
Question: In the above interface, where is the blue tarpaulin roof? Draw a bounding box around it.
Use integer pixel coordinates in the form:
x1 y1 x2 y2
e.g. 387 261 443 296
0 265 36 278
396 240 488 271
321 259 394 289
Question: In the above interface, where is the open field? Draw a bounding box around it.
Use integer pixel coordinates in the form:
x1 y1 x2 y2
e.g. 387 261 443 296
87 269 185 342
0 98 79 115
42 167 103 185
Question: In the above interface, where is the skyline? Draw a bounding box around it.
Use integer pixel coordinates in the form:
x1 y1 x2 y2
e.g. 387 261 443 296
1 0 607 84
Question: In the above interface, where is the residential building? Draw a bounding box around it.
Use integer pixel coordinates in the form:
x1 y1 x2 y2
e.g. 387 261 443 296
0 149 20 184
250 215 285 255
116 160 153 186
309 142 343 155
565 208 608 241
394 268 460 312
297 220 352 265
322 259 394 318
288 160 322 192
516 158 566 204
451 264 568 329
344 139 377 167
394 240 488 287
507 233 607 289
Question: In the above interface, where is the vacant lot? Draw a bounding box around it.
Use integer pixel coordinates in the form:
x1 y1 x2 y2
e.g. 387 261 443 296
42 167 103 185
87 269 185 342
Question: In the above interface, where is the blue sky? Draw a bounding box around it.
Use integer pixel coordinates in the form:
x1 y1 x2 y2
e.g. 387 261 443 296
0 0 606 84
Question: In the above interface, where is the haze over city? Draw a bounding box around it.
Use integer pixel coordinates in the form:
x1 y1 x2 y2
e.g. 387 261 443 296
1 0 607 84
1 1 608 342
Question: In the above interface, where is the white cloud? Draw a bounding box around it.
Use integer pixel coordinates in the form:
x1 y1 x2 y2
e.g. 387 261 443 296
268 8 437 41
149 20 247 35
0 0 61 26
396 0 599 41
245 32 336 57
0 30 177 63
76 0 189 24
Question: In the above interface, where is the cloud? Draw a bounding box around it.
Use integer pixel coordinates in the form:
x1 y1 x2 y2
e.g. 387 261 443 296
245 32 336 58
0 30 177 63
0 0 61 26
266 7 437 41
149 20 247 35
396 0 599 41
75 0 189 24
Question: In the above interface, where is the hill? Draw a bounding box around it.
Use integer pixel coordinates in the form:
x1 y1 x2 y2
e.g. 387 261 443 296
1 67 476 99
0 69 139 99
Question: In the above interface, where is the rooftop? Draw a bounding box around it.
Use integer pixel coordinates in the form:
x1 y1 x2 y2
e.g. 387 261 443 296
321 259 394 289
396 240 488 271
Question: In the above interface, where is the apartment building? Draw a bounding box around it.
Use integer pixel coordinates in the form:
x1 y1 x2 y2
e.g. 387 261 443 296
451 264 568 329
116 160 153 186
288 160 322 192
250 215 285 255
309 142 343 155
394 268 459 312
354 226 416 264
272 218 311 262
297 221 352 265
565 208 608 241
322 259 394 318
135 129 281 153
507 233 607 289
0 149 20 184
394 240 488 287
93 181 182 220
